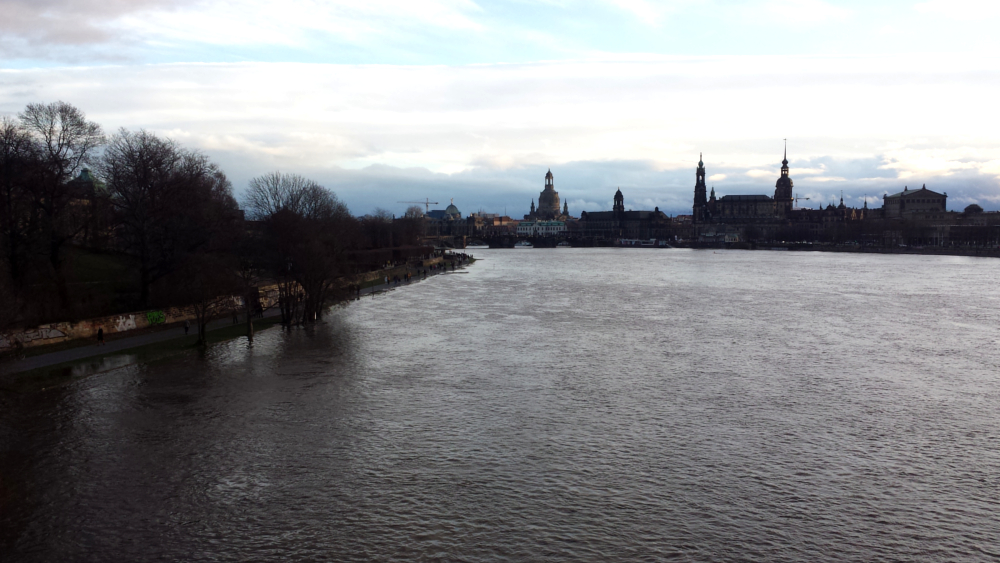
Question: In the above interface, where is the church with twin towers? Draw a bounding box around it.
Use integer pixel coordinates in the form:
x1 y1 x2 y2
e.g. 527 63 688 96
693 145 797 225
688 144 898 240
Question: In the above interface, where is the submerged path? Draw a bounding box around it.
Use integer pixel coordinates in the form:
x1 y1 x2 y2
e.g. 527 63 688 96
0 265 468 376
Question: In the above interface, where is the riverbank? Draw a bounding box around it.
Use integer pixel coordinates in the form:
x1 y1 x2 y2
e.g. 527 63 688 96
0 256 475 389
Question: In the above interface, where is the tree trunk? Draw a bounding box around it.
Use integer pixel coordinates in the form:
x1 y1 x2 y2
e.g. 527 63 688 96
50 240 70 312
140 263 151 308
198 314 208 345
244 294 254 346
194 302 209 345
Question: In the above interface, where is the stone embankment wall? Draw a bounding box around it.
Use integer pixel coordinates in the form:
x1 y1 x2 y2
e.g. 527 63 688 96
352 256 443 285
0 257 445 352
0 285 282 352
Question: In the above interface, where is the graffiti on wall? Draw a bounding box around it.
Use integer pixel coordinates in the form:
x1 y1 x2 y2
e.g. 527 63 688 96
146 311 166 325
0 327 67 349
114 315 137 332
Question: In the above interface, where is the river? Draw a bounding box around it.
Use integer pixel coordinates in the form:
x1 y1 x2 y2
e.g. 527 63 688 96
2 248 1000 561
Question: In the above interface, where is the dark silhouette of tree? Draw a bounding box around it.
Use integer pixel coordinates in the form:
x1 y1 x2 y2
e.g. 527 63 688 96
361 208 394 249
244 172 356 325
234 233 266 345
395 207 425 247
173 252 239 345
18 102 104 309
0 117 40 290
97 128 239 307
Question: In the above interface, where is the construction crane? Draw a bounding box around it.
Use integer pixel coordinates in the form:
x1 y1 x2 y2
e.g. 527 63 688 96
397 198 439 215
792 193 810 210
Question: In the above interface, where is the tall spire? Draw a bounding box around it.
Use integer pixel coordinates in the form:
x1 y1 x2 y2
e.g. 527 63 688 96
782 139 788 166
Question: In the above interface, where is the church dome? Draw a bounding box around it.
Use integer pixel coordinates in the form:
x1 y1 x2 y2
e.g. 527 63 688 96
445 203 461 217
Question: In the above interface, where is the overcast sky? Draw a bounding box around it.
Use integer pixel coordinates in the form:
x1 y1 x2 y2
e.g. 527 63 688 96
2 0 999 216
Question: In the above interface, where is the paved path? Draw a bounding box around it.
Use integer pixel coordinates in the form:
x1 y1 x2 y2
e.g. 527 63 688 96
0 265 465 376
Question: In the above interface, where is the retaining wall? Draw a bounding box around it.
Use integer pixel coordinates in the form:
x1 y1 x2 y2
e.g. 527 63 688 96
1 285 282 351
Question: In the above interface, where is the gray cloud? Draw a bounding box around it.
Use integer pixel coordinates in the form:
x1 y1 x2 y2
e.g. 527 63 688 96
3 60 999 218
0 0 184 58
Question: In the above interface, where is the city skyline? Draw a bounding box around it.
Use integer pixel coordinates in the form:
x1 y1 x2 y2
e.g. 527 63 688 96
2 1 999 216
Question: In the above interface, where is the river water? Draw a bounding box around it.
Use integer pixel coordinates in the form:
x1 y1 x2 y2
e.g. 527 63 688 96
2 249 1000 561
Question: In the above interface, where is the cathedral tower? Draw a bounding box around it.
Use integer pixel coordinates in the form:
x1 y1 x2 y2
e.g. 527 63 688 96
613 188 624 213
536 169 562 219
774 142 794 216
693 153 707 223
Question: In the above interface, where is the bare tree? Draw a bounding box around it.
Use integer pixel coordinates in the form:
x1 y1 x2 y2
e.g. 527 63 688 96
404 205 423 219
361 208 394 249
0 267 24 336
243 171 332 220
18 102 104 308
97 129 239 307
235 233 266 345
174 252 239 345
0 117 39 289
244 172 356 325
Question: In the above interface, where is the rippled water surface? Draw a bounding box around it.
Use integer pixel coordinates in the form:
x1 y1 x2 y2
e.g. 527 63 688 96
3 249 1000 561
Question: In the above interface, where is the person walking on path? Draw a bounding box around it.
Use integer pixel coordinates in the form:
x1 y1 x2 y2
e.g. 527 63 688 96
96 327 105 346
184 320 190 335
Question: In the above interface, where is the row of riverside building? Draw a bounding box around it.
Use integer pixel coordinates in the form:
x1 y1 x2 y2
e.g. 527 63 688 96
420 152 1000 247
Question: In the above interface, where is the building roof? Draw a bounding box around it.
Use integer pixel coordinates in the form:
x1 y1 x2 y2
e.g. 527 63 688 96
885 185 945 199
719 194 773 201
579 210 663 220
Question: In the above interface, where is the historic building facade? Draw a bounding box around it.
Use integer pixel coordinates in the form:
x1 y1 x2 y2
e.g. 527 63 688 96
578 188 671 240
524 169 569 221
694 148 799 226
517 220 567 236
692 147 867 240
881 185 947 219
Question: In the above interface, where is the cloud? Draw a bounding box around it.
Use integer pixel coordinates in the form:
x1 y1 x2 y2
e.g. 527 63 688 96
0 0 485 61
0 0 184 59
601 0 702 25
1 55 999 214
738 0 850 26
915 0 1000 21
